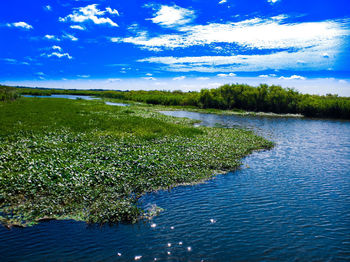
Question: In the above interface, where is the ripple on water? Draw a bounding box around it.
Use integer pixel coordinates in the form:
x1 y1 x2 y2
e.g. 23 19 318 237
1 111 350 261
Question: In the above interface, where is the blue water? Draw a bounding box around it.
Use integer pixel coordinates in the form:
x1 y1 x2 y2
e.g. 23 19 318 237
1 111 350 261
23 94 99 100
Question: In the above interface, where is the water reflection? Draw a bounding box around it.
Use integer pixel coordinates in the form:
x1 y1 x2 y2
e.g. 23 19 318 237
1 110 349 261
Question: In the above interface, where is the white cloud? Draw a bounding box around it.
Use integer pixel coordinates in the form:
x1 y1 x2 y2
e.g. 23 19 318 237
137 38 342 72
143 77 157 80
44 35 60 41
59 4 118 27
148 5 195 28
77 75 90 78
145 73 153 76
63 33 78 41
197 77 210 80
7 22 33 30
338 80 347 84
116 17 348 54
218 0 227 4
46 52 73 59
52 45 62 51
1 58 30 65
267 0 279 4
70 25 85 30
106 7 119 16
2 58 17 63
44 5 52 11
217 73 236 77
279 75 306 80
258 75 269 78
173 76 186 80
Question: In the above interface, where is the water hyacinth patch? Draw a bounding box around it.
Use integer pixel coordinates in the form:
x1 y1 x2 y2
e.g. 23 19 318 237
0 98 273 227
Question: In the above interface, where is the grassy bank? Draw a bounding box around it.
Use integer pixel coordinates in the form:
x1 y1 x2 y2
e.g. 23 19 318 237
0 97 273 227
15 84 350 119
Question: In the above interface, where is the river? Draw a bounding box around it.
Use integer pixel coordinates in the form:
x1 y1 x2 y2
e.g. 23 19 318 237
0 107 349 261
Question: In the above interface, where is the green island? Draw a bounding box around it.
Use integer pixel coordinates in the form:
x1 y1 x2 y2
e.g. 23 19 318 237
0 86 273 227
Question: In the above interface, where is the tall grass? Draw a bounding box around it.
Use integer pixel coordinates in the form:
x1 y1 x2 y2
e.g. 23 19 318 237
14 84 350 119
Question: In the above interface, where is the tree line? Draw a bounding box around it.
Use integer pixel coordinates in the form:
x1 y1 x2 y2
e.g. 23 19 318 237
12 84 350 119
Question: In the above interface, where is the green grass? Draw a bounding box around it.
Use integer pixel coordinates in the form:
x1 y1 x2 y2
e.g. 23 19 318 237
0 97 273 227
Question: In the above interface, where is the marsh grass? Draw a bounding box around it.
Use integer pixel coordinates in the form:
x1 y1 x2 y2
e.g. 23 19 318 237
0 98 273 227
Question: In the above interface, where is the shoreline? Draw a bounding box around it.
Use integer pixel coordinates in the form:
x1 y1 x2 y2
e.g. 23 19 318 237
0 97 273 227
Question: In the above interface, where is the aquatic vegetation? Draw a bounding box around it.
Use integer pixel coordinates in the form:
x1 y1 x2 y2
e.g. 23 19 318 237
0 98 273 227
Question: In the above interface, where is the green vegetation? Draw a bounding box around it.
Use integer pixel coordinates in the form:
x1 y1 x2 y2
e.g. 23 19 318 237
15 84 350 119
0 97 272 227
0 85 20 101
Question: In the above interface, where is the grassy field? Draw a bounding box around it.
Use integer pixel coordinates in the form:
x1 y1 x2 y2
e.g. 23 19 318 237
0 97 273 227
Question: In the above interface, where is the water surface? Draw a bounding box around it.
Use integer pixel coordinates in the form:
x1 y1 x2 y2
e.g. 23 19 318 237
1 110 349 261
23 94 99 100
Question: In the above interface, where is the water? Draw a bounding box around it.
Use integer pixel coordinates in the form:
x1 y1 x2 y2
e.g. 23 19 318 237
23 94 99 100
23 95 130 106
105 102 129 107
1 111 350 261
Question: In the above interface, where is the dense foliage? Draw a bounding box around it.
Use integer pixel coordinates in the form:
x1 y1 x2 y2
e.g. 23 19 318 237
0 85 20 101
15 84 350 119
0 98 272 227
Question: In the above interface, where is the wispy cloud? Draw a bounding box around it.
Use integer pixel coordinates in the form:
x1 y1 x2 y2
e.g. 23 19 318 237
63 33 78 41
44 34 60 41
117 17 348 51
59 4 118 27
129 16 349 72
279 75 306 80
44 5 52 11
143 76 157 80
7 22 33 30
138 46 337 72
173 76 186 80
267 0 280 4
70 25 85 30
217 73 236 77
197 77 210 80
106 7 119 16
1 58 30 65
42 46 72 60
147 5 195 28
46 52 73 59
218 0 227 4
52 45 62 51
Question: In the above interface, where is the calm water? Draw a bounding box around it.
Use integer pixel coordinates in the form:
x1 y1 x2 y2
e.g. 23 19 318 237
23 94 99 100
1 111 350 261
105 102 129 107
23 95 129 107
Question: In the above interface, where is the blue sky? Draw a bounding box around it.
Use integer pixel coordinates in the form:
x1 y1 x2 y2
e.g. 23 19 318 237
1 0 350 95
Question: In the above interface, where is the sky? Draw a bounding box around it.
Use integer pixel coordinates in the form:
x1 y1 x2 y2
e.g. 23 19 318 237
1 0 350 95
